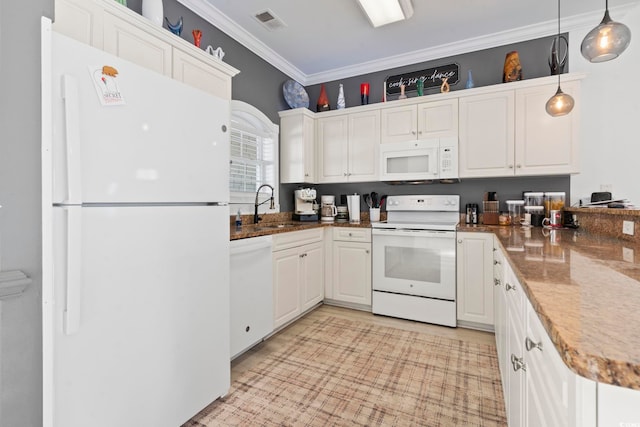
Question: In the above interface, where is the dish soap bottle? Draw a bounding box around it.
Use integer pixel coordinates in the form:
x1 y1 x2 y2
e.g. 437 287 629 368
235 209 242 229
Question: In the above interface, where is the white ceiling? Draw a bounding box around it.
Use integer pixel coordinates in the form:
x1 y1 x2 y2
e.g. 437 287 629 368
178 0 639 85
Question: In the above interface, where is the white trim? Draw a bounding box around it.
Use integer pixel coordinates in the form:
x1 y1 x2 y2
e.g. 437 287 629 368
41 16 54 427
177 1 637 85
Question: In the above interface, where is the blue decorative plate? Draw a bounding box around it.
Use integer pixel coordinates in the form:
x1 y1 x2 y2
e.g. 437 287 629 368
283 80 309 109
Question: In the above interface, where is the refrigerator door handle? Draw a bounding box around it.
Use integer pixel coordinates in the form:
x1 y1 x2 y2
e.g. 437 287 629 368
64 206 83 335
61 75 82 205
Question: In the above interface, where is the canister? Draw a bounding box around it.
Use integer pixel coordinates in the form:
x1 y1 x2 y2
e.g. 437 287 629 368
506 200 525 226
544 192 565 216
523 192 544 206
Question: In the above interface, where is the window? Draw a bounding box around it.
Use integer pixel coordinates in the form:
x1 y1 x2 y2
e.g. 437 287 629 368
229 101 279 213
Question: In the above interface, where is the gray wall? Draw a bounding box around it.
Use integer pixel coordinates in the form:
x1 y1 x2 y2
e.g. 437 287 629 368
283 176 570 213
0 1 54 426
125 1 571 214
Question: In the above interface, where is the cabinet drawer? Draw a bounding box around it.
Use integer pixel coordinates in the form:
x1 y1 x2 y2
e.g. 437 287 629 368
332 227 371 242
272 228 323 252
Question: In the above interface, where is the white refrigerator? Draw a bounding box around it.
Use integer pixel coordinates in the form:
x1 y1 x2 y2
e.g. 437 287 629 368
42 29 230 427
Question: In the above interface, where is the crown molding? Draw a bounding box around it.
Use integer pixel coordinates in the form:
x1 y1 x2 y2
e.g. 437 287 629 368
178 1 638 86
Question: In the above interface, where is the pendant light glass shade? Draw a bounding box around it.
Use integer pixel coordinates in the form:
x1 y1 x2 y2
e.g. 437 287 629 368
581 6 631 62
546 0 574 117
546 86 575 116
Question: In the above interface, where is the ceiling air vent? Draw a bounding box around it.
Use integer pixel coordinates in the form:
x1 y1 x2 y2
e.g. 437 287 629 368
254 9 287 31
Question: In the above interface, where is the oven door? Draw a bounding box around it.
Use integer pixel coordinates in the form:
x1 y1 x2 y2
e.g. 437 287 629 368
372 228 456 300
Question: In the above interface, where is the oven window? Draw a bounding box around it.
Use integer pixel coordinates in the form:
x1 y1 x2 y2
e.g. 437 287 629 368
386 155 430 174
385 245 440 283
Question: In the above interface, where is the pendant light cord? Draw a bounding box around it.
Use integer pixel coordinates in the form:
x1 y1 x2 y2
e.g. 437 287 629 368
557 0 561 87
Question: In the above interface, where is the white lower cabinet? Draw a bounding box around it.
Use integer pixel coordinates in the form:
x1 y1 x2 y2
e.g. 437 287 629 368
456 232 494 329
272 229 324 329
331 228 372 307
494 242 597 427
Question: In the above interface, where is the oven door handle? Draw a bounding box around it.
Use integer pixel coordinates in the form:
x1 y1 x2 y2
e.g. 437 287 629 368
371 228 454 238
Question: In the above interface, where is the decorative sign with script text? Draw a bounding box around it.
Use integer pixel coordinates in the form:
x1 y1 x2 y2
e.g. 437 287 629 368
386 64 459 95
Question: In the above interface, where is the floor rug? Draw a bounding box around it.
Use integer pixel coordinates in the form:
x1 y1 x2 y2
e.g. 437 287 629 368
185 315 506 426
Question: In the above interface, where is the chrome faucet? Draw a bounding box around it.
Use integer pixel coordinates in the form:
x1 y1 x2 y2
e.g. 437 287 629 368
254 184 275 224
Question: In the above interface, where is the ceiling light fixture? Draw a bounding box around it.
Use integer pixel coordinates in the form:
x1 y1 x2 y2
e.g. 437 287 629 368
357 0 414 28
581 0 631 62
546 0 575 117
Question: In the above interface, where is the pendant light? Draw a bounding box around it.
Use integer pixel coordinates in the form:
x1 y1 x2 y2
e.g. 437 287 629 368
546 0 575 117
581 0 631 62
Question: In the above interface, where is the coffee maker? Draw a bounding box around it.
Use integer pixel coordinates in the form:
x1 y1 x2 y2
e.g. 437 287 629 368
293 188 318 221
320 195 338 223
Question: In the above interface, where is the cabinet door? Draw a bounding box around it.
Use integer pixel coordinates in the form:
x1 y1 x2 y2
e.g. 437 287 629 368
459 91 515 178
280 111 316 183
103 11 172 77
515 81 579 176
332 241 372 306
506 301 526 427
348 110 380 182
380 104 417 143
317 115 348 183
272 247 301 328
172 48 232 99
53 0 104 48
417 99 458 138
300 242 324 312
456 232 494 327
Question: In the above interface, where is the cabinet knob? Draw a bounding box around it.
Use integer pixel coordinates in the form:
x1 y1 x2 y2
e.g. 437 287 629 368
525 337 543 352
457 239 462 243
348 232 353 236
365 250 370 254
516 164 522 168
505 282 516 291
305 173 309 177
494 259 501 265
511 354 526 372
494 278 501 287
344 173 348 176
299 253 307 258
411 131 417 135
508 164 514 169
245 326 250 332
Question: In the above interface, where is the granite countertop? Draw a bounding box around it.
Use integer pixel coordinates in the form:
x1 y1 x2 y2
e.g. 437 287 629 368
230 214 375 240
461 224 640 390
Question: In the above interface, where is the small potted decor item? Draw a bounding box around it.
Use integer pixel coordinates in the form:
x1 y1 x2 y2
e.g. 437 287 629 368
503 51 523 82
192 29 202 47
360 83 370 105
317 84 330 112
165 16 183 35
337 84 346 109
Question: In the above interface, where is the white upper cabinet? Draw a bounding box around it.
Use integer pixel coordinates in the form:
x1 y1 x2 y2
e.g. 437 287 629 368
102 11 172 77
514 81 580 176
317 110 380 183
53 0 239 99
381 99 458 143
53 0 104 48
279 108 316 184
459 76 581 178
459 91 516 178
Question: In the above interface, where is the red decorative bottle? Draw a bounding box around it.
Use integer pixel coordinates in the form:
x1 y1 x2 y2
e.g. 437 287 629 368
317 84 330 112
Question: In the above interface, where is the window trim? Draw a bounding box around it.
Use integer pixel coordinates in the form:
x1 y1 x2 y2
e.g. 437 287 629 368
229 100 279 215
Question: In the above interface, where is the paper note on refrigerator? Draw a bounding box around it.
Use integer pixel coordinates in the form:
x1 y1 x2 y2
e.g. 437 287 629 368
89 65 126 106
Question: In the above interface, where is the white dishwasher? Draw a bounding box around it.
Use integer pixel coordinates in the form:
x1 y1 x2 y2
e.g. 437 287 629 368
229 235 273 359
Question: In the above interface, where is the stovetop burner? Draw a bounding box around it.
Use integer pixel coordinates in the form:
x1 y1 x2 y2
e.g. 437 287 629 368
373 195 460 231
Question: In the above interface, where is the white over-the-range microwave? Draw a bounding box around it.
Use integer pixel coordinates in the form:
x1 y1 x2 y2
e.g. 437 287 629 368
379 137 459 183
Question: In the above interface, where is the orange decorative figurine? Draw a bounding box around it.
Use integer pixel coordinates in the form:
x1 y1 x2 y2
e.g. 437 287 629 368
192 29 202 48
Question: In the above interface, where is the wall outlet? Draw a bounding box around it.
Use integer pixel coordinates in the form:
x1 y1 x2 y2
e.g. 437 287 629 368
623 220 634 236
623 247 634 263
